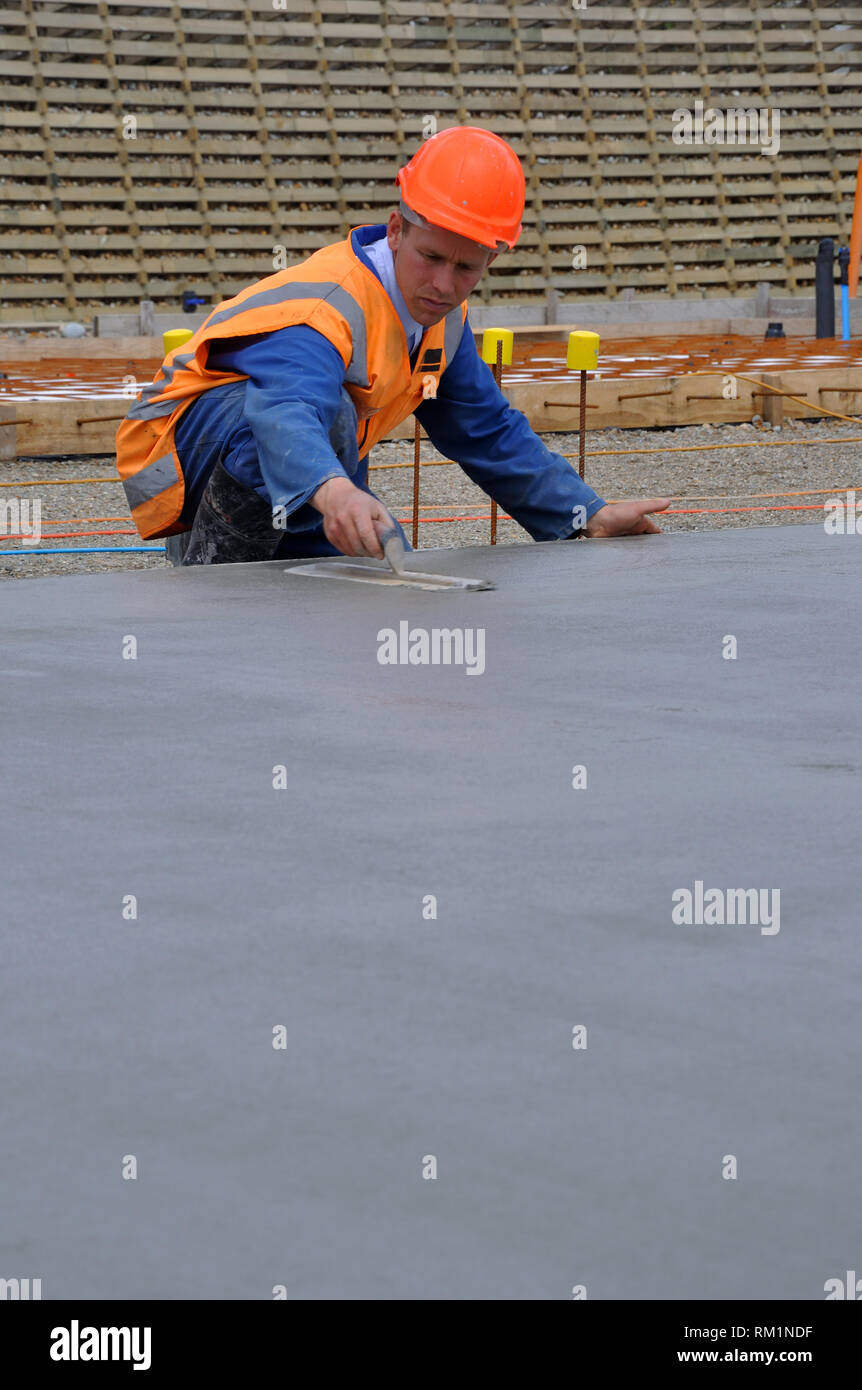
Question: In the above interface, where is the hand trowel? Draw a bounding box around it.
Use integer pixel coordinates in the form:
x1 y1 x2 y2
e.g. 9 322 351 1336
284 520 495 591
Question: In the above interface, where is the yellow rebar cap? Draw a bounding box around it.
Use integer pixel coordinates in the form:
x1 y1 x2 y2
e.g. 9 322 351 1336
163 328 195 355
567 330 600 371
481 327 514 366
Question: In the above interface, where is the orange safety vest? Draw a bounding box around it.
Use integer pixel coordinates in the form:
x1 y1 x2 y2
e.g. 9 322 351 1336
116 230 468 539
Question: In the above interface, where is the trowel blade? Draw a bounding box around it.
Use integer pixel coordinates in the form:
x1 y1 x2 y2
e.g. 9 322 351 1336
284 559 494 591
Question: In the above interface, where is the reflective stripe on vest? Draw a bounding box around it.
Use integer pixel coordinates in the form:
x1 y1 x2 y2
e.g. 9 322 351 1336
127 352 196 420
206 283 370 388
443 306 465 365
121 451 178 511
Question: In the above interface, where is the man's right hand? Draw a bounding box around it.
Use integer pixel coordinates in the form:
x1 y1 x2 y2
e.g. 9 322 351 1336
310 476 392 558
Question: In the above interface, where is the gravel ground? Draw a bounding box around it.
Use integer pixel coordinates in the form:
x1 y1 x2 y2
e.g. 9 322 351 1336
1 417 860 581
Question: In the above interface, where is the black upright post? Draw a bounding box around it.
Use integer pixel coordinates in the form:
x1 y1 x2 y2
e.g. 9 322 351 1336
815 238 835 338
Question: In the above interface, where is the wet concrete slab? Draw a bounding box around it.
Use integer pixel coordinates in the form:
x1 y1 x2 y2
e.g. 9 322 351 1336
1 524 860 1300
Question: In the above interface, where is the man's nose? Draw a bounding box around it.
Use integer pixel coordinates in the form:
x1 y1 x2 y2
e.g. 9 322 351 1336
431 263 457 298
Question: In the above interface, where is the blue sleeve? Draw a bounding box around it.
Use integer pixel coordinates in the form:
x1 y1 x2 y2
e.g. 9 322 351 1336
206 325 353 516
414 314 605 541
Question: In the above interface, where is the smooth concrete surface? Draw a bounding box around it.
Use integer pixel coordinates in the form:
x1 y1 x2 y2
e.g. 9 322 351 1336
1 524 860 1301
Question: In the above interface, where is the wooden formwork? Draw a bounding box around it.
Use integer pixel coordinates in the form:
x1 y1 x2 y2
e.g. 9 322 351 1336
4 365 862 458
2 1 862 320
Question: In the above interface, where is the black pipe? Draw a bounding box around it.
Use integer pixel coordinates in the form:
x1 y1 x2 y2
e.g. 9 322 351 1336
838 247 851 340
815 238 835 338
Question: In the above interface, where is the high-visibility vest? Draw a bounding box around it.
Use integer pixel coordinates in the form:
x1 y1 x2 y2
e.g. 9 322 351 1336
115 229 468 539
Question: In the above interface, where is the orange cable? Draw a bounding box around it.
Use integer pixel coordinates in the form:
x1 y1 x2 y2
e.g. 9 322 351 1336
0 529 137 540
369 434 862 471
395 502 832 523
575 436 862 458
0 477 118 487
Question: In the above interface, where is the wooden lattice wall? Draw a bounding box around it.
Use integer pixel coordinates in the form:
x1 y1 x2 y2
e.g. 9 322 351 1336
2 0 862 321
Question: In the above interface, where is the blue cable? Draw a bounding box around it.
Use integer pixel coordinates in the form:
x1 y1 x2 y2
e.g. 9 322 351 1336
0 546 165 557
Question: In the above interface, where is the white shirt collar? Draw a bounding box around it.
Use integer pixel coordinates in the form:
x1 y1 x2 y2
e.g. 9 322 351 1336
363 231 426 356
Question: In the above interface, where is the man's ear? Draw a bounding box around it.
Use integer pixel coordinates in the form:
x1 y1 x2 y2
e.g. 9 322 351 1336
387 209 404 255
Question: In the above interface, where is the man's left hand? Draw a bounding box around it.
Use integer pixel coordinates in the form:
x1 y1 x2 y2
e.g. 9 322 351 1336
585 498 671 537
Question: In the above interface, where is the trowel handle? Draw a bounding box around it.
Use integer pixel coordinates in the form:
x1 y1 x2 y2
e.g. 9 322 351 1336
378 521 406 574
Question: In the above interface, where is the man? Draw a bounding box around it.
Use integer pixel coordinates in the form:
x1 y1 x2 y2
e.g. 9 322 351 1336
116 126 669 564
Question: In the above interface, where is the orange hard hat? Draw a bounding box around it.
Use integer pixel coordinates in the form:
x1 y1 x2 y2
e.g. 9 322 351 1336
396 126 525 251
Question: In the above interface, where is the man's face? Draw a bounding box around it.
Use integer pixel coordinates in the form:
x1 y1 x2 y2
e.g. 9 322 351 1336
386 211 497 327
